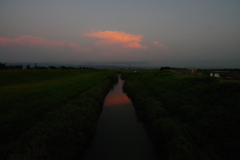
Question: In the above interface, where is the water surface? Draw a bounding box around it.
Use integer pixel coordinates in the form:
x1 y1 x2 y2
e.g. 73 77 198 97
84 76 158 160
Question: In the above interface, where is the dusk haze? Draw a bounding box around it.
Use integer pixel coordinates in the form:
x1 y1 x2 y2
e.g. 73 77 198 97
1 0 240 68
1 1 240 159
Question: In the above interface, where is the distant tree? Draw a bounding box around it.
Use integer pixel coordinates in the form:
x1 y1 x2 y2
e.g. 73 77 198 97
60 66 67 69
67 67 75 69
34 63 37 69
49 66 57 69
0 63 6 69
7 65 23 69
160 66 171 71
26 65 30 69
37 66 47 69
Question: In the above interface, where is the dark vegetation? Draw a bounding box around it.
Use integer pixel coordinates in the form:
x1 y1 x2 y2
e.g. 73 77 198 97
159 66 171 71
0 62 95 70
172 68 240 80
198 70 240 80
0 69 117 159
0 63 23 69
122 70 240 160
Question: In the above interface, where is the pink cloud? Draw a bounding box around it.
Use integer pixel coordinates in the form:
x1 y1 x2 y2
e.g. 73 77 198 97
83 31 148 49
0 36 89 52
152 41 168 50
124 42 147 49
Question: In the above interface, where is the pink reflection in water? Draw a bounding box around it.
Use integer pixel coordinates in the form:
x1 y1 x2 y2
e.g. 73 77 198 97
104 92 131 107
104 78 131 107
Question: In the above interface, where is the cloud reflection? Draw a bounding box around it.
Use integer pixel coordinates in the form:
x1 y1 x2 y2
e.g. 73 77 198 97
104 92 131 107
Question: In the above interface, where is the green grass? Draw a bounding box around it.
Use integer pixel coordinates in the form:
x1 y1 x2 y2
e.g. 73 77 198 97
195 70 240 80
122 70 240 160
0 69 117 159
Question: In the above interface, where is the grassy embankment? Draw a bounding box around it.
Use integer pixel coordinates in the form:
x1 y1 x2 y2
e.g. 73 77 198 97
177 68 240 80
0 69 117 159
122 70 240 160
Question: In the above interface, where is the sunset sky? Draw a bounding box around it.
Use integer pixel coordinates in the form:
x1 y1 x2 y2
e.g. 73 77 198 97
1 0 240 68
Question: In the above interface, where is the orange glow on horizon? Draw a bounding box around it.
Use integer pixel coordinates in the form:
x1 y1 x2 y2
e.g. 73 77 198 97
83 31 148 49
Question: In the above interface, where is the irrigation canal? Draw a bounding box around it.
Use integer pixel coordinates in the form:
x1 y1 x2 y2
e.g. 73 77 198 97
84 75 159 160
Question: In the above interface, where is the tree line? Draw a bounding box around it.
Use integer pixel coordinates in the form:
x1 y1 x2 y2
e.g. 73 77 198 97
0 62 94 70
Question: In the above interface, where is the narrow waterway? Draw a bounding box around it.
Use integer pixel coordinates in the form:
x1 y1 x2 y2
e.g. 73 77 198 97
84 75 158 160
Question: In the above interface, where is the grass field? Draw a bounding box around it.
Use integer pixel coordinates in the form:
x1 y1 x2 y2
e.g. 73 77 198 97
122 70 240 160
0 69 117 159
175 68 240 80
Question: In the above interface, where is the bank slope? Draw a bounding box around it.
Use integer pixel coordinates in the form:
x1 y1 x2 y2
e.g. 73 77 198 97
0 69 117 160
123 70 240 160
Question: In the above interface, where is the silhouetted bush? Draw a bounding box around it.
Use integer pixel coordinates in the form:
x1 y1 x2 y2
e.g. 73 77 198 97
159 66 171 70
49 66 57 69
0 63 6 69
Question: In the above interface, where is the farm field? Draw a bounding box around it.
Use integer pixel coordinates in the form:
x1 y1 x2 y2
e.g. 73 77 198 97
122 70 240 160
174 68 240 80
0 69 117 159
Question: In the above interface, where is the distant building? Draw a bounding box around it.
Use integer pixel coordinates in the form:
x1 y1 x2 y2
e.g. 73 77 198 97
210 73 220 78
214 73 220 78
